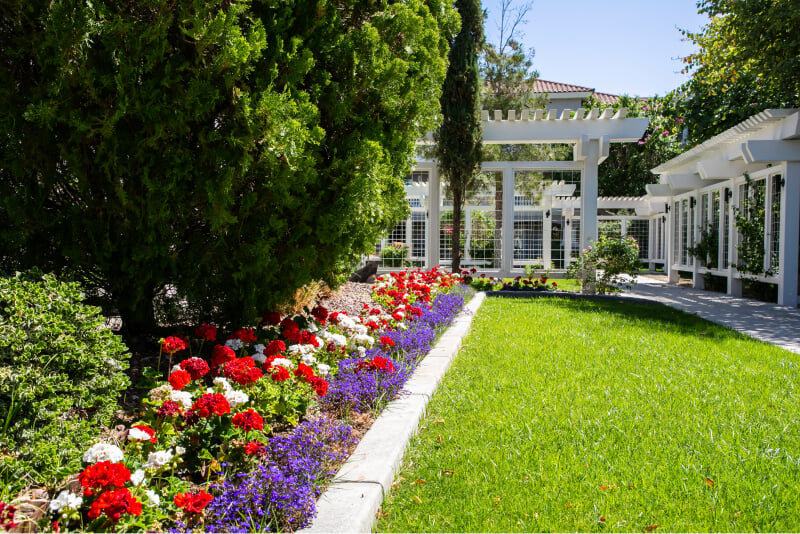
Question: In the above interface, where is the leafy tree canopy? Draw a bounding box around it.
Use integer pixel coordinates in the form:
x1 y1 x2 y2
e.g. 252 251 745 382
677 0 800 145
0 0 458 332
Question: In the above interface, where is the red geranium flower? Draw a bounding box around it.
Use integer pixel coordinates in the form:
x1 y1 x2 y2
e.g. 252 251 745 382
265 340 286 356
174 491 213 514
194 323 217 342
222 357 262 385
244 441 266 456
311 376 328 396
180 357 210 380
191 393 230 418
379 336 395 347
129 424 157 444
78 461 131 497
300 330 320 347
161 336 187 355
261 311 282 325
168 369 191 390
311 305 328 324
157 400 183 417
211 344 236 369
88 488 142 522
228 328 257 345
293 362 314 382
232 409 264 432
270 365 290 382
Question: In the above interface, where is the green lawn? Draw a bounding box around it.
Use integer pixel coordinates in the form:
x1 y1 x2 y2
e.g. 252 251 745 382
377 297 800 532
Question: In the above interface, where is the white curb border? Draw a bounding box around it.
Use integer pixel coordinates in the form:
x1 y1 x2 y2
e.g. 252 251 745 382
301 292 486 533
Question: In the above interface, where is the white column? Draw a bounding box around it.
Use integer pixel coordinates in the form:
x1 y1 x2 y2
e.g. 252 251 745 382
564 217 573 267
543 195 553 269
502 166 515 276
728 184 743 297
578 137 600 251
779 163 799 307
667 202 679 283
464 208 473 263
692 195 705 290
427 166 440 269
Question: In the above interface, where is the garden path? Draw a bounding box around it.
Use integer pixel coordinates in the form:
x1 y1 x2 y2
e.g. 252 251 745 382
628 275 800 354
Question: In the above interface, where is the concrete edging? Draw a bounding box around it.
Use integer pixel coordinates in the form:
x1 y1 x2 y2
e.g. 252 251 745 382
301 292 486 533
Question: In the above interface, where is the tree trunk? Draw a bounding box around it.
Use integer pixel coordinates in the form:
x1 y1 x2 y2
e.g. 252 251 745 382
452 186 463 274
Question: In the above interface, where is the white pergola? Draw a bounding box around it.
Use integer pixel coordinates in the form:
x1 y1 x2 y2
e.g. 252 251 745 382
384 108 648 277
646 109 800 307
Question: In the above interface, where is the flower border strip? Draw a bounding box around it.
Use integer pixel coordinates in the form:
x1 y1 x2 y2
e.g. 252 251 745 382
300 292 486 533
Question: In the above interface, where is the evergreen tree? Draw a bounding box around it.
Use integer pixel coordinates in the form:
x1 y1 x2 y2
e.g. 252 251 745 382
435 0 484 273
0 0 457 333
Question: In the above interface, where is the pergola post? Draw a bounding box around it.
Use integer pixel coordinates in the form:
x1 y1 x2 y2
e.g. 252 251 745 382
427 165 441 269
501 165 515 276
779 162 800 306
576 136 600 251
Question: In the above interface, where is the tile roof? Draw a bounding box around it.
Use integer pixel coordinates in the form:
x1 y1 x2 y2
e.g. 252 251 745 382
533 79 593 94
594 92 621 105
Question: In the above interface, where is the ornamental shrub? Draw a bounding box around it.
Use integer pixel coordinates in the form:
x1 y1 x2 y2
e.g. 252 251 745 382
0 271 130 495
567 236 641 294
0 0 458 332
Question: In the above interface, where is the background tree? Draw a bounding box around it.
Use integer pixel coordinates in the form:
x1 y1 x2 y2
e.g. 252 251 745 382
584 94 683 197
678 0 800 145
0 0 457 334
435 0 484 274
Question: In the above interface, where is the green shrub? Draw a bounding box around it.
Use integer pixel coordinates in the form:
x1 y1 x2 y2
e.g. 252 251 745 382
381 243 408 268
567 235 641 294
0 271 130 496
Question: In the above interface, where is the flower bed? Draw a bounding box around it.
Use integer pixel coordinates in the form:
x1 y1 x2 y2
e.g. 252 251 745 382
22 267 468 533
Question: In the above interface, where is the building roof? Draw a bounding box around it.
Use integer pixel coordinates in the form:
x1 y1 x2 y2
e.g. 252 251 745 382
532 79 621 105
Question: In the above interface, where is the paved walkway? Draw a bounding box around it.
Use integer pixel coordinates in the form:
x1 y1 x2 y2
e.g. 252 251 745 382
626 275 800 354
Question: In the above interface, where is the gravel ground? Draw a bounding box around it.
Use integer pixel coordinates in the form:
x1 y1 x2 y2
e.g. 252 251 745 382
316 281 383 317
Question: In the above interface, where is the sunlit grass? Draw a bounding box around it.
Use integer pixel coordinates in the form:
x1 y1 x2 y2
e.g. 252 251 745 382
377 297 800 532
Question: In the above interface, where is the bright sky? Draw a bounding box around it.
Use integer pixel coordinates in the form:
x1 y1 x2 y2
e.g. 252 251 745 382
482 0 710 97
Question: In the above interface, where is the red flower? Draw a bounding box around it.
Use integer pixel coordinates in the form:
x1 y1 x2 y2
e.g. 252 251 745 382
0 501 19 532
264 340 286 356
293 362 315 382
168 369 191 390
311 305 328 323
130 424 157 444
161 336 187 355
211 344 236 369
261 311 282 325
300 330 320 347
223 357 262 385
194 323 217 342
369 308 382 316
311 376 328 396
78 461 131 497
157 400 183 417
270 365 290 382
87 488 141 522
174 491 213 514
379 336 396 347
232 409 264 432
228 328 257 345
282 322 301 343
356 356 395 373
180 357 210 380
391 312 404 322
191 393 230 418
244 441 266 456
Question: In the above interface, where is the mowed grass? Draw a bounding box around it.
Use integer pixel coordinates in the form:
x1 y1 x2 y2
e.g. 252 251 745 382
377 297 800 532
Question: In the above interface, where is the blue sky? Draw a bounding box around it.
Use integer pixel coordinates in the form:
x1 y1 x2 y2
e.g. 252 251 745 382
481 0 710 97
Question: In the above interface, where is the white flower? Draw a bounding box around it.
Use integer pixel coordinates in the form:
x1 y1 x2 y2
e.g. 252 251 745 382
224 389 249 409
225 338 243 351
175 446 186 456
130 469 145 486
49 490 82 512
271 357 293 369
148 384 172 402
169 390 193 410
253 344 266 353
357 346 367 356
320 331 347 347
317 363 331 376
252 352 267 364
307 322 319 333
145 490 161 507
171 364 182 373
82 442 124 464
301 353 318 366
213 377 233 391
353 324 368 336
287 344 314 357
337 315 357 331
128 427 153 442
143 449 174 469
351 334 374 346
398 322 408 331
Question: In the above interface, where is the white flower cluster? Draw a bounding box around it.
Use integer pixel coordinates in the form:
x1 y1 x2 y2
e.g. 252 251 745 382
225 338 244 351
143 446 183 469
149 384 193 409
213 377 249 408
131 469 146 486
128 427 152 441
82 442 124 464
351 334 375 346
270 357 293 369
145 489 161 507
319 330 347 347
49 490 83 512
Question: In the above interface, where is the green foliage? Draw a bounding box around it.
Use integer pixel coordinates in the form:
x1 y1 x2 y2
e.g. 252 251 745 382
677 0 800 145
380 242 409 268
0 271 130 495
584 95 684 197
435 0 484 273
688 225 720 269
567 235 640 294
0 0 456 332
734 176 770 276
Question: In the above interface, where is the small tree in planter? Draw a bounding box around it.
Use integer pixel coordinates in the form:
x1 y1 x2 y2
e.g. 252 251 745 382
567 236 640 294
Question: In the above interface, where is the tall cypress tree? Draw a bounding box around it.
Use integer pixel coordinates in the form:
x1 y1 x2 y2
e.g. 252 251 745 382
435 0 484 274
